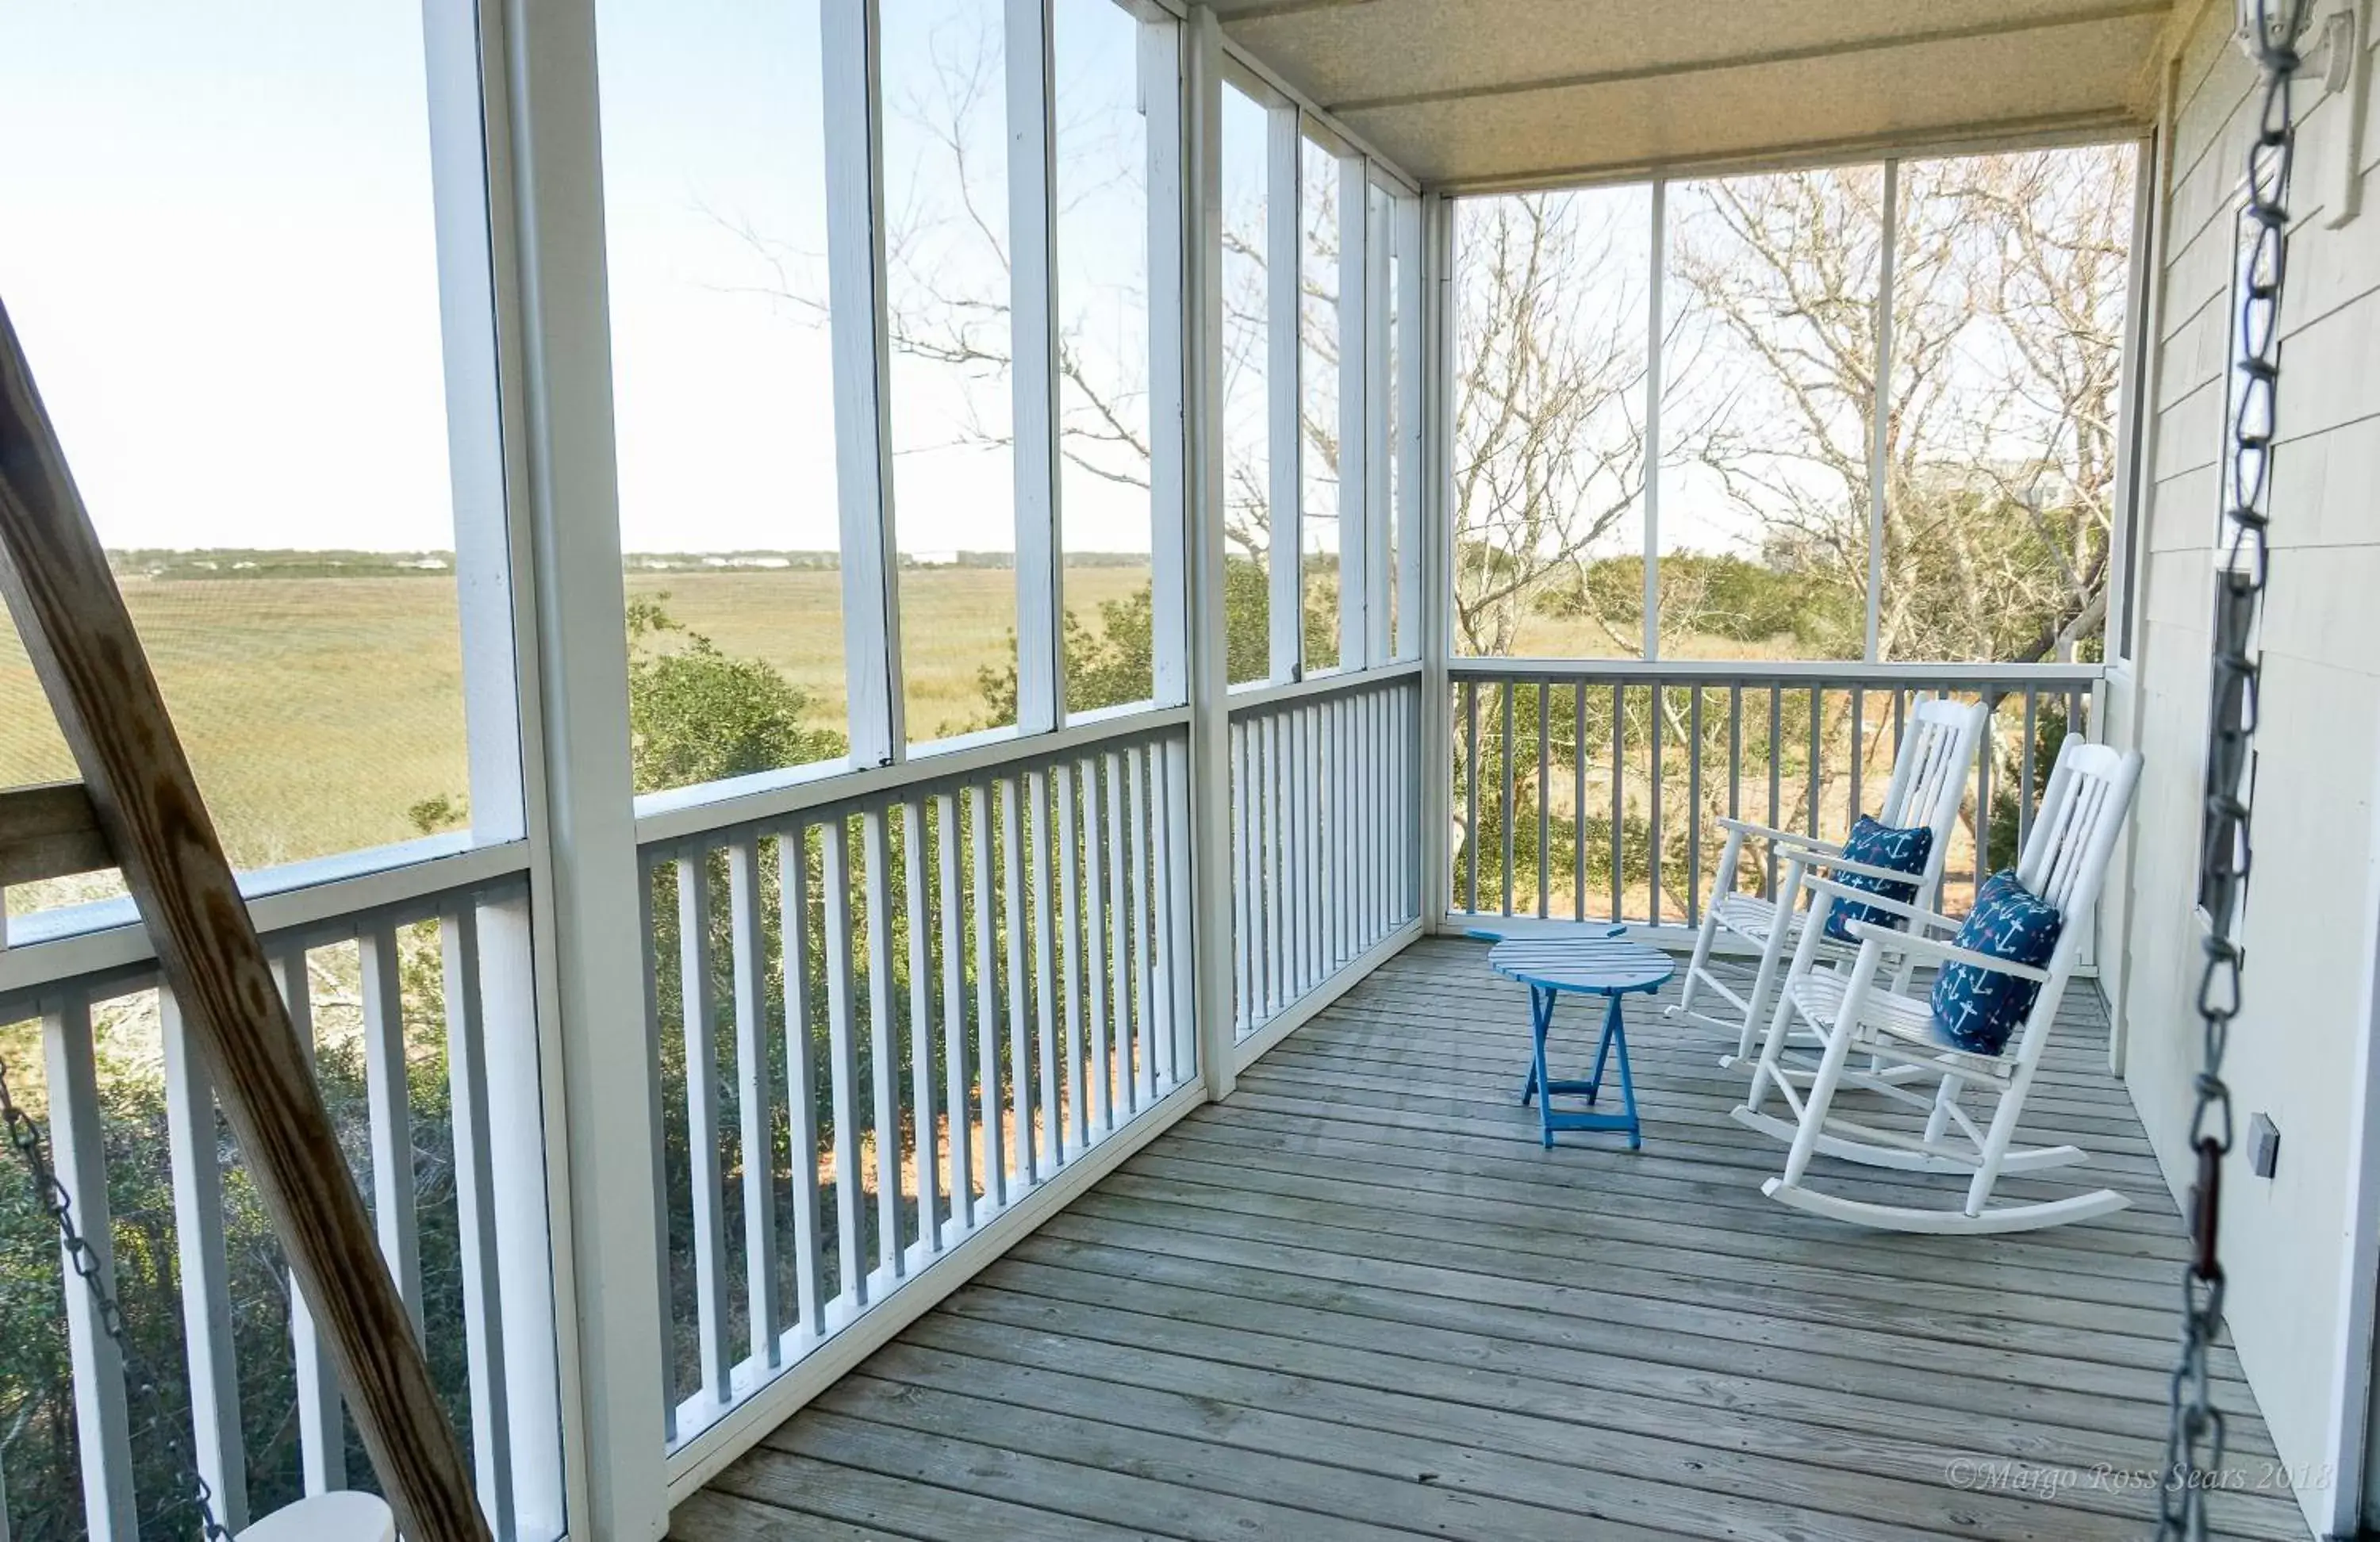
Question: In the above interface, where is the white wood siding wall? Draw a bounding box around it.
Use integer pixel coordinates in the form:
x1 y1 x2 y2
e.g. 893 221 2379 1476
2112 7 2380 1533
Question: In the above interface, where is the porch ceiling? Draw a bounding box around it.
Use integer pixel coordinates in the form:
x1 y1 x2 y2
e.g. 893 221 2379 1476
1219 0 2172 188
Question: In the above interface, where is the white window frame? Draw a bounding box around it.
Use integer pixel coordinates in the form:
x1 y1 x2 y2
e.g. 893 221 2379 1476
1445 136 2151 668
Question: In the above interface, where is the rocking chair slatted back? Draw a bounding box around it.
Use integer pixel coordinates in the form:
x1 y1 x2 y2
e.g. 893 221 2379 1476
2001 737 2140 1063
1676 696 1988 1065
2017 738 2136 927
1875 700 1981 867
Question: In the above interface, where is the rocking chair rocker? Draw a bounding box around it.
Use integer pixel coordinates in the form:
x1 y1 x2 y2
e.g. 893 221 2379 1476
1668 696 1987 1066
1733 735 2141 1234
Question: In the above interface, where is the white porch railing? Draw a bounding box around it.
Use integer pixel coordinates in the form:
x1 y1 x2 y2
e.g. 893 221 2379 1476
633 712 1196 1462
1226 665 1426 1047
1445 659 2103 933
0 857 560 1541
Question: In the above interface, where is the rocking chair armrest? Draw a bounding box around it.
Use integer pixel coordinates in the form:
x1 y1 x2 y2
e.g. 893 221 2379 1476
1841 921 2053 983
1792 849 1937 888
1714 817 1842 857
1797 875 1962 933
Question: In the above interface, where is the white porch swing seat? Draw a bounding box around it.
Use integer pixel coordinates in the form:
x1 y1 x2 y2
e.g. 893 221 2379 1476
236 1491 395 1542
1666 696 1987 1066
1732 735 2141 1234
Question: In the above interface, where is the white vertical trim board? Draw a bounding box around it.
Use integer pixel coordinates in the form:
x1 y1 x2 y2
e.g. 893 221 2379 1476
1420 192 1457 931
1364 178 1393 666
1266 102 1304 682
1394 190 1424 663
1008 0 1065 735
1864 159 1898 664
1144 9 1192 711
823 0 907 765
1641 178 1665 663
422 0 527 847
1335 151 1370 671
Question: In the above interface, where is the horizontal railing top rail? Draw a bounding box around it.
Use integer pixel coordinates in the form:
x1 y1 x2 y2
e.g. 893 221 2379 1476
0 869 532 1025
1446 668 2098 937
632 705 1192 851
1445 656 2106 686
1224 658 1425 717
0 838 533 1003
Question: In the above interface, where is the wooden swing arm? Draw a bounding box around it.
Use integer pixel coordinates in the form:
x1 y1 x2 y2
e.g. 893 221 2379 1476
0 301 490 1542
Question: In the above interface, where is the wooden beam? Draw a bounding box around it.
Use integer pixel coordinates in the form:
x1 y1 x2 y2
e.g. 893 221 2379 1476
0 298 490 1542
0 780 109 887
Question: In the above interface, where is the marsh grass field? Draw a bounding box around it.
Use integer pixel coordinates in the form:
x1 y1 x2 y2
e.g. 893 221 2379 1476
0 562 1152 900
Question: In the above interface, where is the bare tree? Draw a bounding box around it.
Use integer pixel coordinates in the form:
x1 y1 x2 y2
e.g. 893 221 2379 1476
1449 194 1656 658
1668 148 2133 663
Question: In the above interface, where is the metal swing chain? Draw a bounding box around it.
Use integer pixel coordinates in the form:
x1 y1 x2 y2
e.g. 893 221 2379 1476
0 1049 233 1541
2160 2 2309 1535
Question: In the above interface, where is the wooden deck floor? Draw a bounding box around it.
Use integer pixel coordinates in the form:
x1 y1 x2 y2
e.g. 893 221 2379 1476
675 936 2301 1542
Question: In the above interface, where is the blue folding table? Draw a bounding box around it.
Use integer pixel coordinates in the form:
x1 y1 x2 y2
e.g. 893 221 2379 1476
1485 931 1674 1150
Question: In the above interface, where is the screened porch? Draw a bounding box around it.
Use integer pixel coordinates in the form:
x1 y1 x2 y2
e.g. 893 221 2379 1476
1 1 2375 1540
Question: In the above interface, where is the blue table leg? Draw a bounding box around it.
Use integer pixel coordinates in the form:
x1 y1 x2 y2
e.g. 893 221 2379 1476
1521 985 1557 1148
1587 992 1622 1101
1606 994 1642 1150
1524 987 1644 1150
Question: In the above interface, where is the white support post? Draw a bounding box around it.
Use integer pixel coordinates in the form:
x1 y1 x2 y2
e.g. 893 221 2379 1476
424 2 567 1529
1394 192 1423 662
1186 5 1237 1098
1419 194 1456 933
1145 12 1190 710
488 0 669 1532
1865 159 1898 664
1336 155 1369 671
1364 178 1392 666
825 0 907 763
1008 0 1064 734
1643 178 1664 662
1265 101 1303 682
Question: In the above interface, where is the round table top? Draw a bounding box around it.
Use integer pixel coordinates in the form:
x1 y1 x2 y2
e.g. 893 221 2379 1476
1488 935 1675 995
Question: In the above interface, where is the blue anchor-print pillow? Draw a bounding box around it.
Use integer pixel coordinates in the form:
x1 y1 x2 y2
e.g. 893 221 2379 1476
1929 869 2063 1055
1820 815 1935 943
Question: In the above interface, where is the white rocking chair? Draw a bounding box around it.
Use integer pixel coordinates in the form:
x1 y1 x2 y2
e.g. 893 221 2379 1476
1733 735 2141 1234
1667 696 1987 1066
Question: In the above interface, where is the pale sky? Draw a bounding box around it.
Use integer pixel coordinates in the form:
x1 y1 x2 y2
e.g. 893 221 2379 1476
0 0 1161 558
